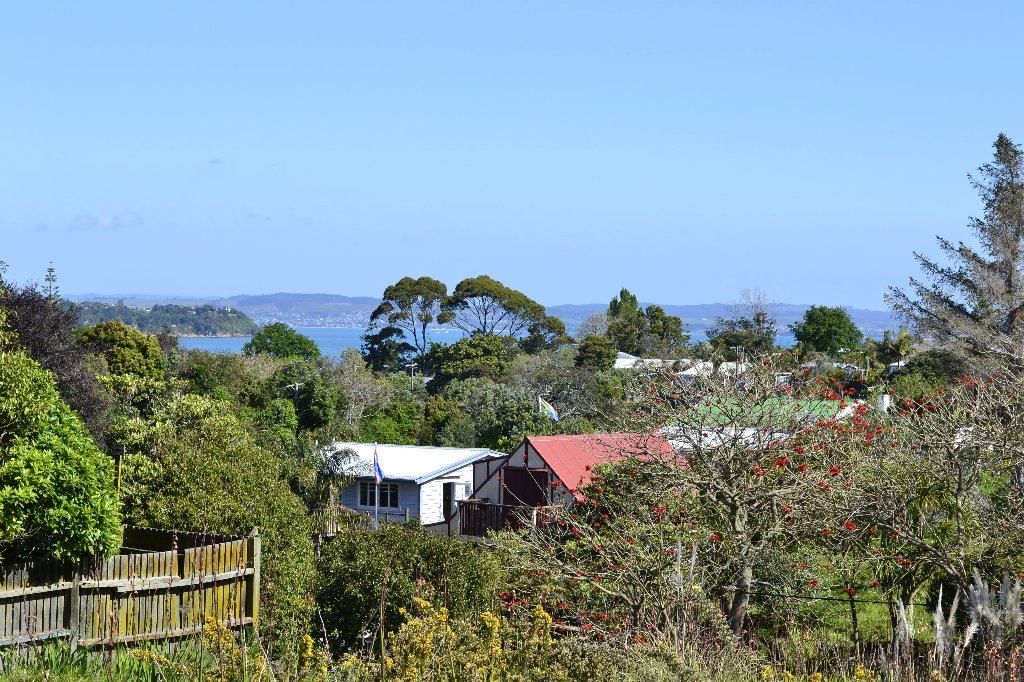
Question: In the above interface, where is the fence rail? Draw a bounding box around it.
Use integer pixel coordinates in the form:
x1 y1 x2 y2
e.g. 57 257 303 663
0 525 259 652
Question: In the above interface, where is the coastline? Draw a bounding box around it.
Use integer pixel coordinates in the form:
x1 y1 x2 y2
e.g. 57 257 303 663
174 332 255 338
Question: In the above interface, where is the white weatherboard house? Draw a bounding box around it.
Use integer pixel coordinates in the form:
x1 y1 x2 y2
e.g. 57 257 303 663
331 443 501 525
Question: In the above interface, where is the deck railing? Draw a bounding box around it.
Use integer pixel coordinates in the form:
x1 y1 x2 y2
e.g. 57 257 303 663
311 505 412 537
454 501 552 537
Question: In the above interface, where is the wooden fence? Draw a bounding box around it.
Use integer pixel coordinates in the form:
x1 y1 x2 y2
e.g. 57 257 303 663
0 525 259 651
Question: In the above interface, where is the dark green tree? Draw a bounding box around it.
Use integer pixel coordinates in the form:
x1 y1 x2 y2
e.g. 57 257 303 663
898 349 968 384
606 289 645 355
888 133 1024 367
704 309 774 360
605 289 687 356
360 325 415 372
789 305 863 356
519 315 570 354
575 334 617 372
270 360 340 432
243 322 320 360
642 304 688 355
77 320 167 380
369 276 449 362
423 378 548 451
0 272 109 437
427 334 519 387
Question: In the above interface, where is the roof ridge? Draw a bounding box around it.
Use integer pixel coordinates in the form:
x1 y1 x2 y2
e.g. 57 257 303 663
529 432 645 440
332 441 495 453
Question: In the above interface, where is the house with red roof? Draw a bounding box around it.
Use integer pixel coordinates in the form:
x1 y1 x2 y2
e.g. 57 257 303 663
445 432 672 537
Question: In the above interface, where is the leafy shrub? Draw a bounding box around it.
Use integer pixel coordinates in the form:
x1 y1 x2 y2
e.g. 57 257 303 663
316 523 500 652
76 320 167 380
117 393 315 670
0 314 120 561
243 323 320 361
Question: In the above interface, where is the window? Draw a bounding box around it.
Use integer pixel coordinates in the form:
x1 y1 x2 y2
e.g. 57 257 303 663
358 481 399 509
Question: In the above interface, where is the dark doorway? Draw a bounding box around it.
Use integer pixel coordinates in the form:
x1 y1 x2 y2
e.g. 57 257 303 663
502 467 549 507
442 482 455 519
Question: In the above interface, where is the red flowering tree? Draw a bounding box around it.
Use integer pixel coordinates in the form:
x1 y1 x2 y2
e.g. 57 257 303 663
633 361 864 635
496 452 753 672
503 361 863 638
830 369 1024 637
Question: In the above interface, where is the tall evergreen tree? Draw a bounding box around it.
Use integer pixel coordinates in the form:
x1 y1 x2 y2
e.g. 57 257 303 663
888 133 1024 366
369 276 449 363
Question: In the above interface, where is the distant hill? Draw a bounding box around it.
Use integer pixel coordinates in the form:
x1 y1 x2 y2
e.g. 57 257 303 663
76 302 258 336
546 302 902 339
69 293 902 339
69 293 378 327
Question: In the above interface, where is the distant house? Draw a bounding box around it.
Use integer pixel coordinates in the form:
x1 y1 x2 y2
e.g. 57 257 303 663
886 360 907 375
452 433 673 536
330 443 501 525
613 352 676 370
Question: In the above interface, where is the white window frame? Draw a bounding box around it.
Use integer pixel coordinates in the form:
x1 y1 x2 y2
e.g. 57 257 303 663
358 480 399 510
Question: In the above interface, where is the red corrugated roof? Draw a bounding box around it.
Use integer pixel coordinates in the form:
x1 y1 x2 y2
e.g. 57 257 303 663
526 432 673 495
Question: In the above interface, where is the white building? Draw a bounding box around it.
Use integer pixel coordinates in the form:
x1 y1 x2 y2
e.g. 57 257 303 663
329 442 501 525
613 352 674 370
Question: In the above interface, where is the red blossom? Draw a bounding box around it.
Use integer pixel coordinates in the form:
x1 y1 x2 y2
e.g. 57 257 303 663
797 463 809 473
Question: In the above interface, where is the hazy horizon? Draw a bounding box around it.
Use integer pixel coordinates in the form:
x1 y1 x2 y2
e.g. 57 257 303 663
61 290 896 312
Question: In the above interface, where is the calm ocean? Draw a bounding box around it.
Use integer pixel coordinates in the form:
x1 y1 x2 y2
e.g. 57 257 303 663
178 326 791 355
178 327 467 356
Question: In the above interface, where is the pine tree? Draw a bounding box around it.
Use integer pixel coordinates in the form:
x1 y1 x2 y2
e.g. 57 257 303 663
43 263 59 300
888 133 1024 367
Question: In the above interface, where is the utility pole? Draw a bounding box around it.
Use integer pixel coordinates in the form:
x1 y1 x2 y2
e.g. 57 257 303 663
404 362 417 390
286 381 304 407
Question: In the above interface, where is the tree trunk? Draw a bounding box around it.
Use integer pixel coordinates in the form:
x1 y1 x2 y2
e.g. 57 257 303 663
728 559 753 636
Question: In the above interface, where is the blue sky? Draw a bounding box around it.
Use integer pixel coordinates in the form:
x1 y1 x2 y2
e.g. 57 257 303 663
1 2 1020 308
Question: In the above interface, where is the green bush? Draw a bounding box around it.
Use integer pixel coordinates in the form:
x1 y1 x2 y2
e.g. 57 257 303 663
0 317 120 561
76 320 166 380
316 523 500 652
243 323 320 360
118 393 315 670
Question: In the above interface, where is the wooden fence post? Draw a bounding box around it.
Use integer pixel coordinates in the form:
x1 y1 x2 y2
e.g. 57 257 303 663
248 527 261 627
68 568 81 653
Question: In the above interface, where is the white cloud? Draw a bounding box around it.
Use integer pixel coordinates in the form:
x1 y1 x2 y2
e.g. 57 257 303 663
68 212 142 232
